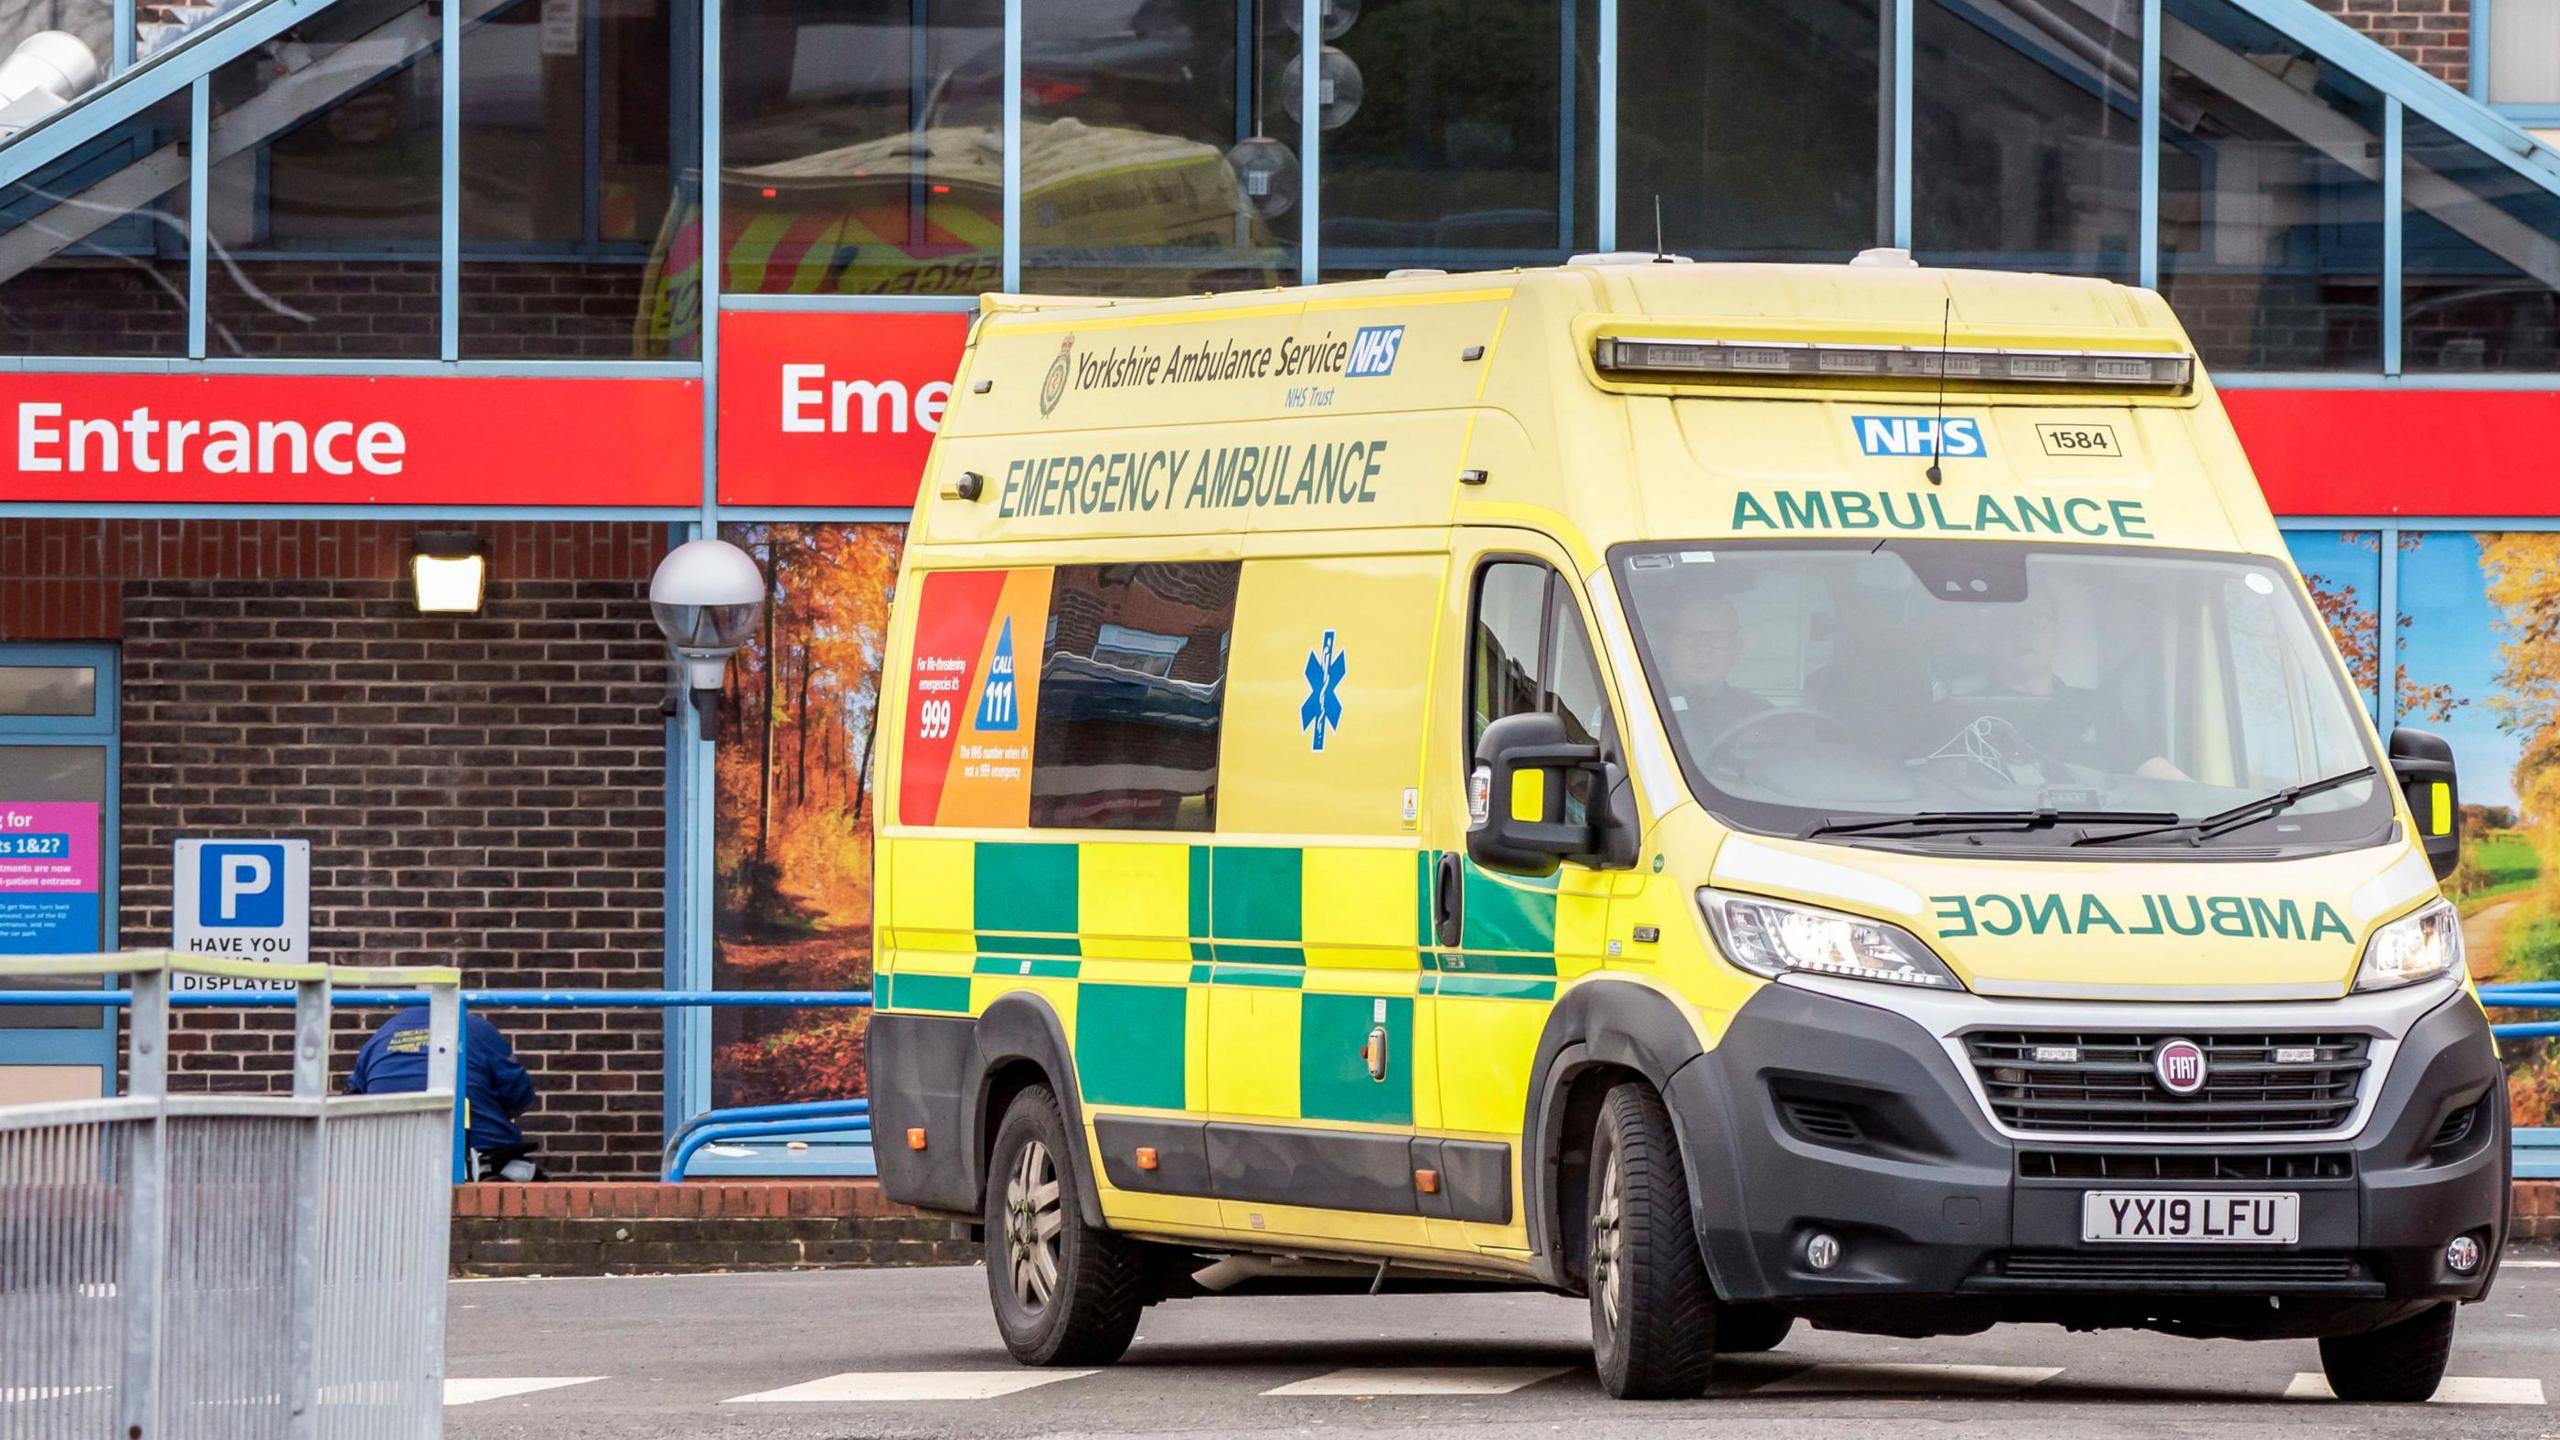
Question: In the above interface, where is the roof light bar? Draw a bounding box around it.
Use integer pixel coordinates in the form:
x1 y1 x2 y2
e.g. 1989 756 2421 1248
1593 337 2194 390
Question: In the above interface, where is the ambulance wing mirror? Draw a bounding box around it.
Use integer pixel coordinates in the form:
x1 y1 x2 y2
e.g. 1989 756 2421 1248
1468 712 1608 877
2388 727 2461 882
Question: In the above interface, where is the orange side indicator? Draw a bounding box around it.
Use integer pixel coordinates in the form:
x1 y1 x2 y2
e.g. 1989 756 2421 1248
1135 1147 1160 1171
906 1127 928 1151
1414 1169 1440 1194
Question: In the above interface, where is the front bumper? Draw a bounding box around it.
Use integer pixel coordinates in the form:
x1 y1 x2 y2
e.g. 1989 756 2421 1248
1672 976 2508 1336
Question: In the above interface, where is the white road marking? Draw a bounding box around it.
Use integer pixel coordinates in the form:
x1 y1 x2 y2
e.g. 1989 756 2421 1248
1265 1366 1571 1396
444 1377 603 1406
2285 1374 2546 1405
2501 1259 2560 1268
1755 1363 2063 1395
723 1371 1096 1403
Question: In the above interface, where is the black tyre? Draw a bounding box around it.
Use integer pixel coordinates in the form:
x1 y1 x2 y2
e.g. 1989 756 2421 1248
983 1084 1147 1366
1715 1303 1794 1354
2317 1303 2455 1402
1587 1082 1717 1399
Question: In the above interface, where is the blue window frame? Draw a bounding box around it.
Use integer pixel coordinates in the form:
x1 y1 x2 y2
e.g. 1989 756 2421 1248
0 643 121 1099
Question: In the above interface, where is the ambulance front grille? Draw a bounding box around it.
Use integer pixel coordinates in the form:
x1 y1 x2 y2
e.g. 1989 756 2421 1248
1964 1032 2370 1135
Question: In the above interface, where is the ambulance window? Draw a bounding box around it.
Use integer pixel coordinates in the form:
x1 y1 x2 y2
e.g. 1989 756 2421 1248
1467 560 1615 773
1470 563 1548 753
1030 561 1240 831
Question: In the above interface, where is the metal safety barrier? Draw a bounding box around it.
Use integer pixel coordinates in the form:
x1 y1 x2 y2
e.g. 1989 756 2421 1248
0 950 458 1440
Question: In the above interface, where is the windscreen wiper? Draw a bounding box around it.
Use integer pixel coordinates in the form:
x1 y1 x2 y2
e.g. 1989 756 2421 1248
2070 766 2379 849
1804 808 2179 840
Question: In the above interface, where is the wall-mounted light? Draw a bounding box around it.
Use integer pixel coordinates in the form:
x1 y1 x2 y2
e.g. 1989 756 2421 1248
412 530 487 615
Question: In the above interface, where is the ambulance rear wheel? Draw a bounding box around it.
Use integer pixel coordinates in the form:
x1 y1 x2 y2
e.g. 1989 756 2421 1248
2317 1302 2455 1402
983 1084 1147 1366
1587 1082 1716 1399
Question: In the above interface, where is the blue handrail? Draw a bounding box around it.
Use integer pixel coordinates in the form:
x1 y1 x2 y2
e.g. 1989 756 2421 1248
663 1108 873 1183
0 986 875 1181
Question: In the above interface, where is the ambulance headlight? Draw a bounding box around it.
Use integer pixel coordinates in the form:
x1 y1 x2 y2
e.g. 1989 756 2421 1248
1699 889 1962 990
2352 898 2463 993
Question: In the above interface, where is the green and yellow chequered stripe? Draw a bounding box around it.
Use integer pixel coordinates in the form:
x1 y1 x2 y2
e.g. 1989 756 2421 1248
882 839 1566 1122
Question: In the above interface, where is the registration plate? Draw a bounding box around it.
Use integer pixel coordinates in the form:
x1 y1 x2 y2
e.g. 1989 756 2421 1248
2081 1191 2299 1244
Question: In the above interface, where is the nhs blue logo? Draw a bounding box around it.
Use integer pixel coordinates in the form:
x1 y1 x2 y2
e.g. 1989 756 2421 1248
1852 415 1985 459
1345 325 1404 378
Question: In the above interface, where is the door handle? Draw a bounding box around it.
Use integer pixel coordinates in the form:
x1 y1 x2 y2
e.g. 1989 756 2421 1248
1364 1025 1390 1081
1433 851 1463 950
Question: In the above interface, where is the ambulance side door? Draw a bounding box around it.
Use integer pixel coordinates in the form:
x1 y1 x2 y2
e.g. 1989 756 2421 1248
1196 547 1447 1250
1426 533 1625 1253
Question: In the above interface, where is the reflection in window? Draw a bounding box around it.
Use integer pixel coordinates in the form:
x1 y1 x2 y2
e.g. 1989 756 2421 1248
0 667 96 717
1321 0 1594 278
2402 116 2560 373
1016 2 1291 296
463 0 697 360
1032 562 1239 830
708 0 1002 319
1913 0 2139 277
205 0 446 359
1619 0 1879 259
1468 562 1548 758
2156 0 2382 371
0 91 192 356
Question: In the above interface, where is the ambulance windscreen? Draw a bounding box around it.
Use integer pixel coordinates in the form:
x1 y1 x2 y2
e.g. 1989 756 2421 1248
1612 541 2392 855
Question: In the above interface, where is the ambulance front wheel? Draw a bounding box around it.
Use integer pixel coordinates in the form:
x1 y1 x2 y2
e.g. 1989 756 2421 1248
1587 1082 1718 1399
2316 1302 2456 1402
984 1083 1148 1366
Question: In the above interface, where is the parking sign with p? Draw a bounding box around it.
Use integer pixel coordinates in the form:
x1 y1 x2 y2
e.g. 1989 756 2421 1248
173 838 310 991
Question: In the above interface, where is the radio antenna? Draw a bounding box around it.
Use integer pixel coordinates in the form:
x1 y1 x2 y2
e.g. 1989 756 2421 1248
1653 195 1667 261
1924 295 1952 487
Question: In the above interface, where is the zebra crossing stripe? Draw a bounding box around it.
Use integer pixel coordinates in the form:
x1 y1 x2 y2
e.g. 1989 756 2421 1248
1754 1362 2063 1395
722 1370 1096 1403
2284 1374 2546 1405
444 1377 602 1406
1264 1366 1571 1396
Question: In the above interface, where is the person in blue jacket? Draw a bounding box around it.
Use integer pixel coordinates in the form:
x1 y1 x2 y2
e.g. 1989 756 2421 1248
347 1007 544 1180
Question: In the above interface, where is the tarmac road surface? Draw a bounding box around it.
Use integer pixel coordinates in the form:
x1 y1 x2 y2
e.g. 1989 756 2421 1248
442 1251 2560 1439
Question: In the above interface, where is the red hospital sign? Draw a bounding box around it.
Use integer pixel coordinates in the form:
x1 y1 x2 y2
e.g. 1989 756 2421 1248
0 374 701 506
716 310 971 508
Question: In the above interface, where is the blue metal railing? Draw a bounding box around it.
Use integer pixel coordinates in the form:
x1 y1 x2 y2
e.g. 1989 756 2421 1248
0 986 872 1182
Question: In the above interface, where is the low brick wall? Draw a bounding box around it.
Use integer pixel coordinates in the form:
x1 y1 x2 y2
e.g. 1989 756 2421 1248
450 1181 974 1276
2512 1181 2560 1242
451 1180 2560 1276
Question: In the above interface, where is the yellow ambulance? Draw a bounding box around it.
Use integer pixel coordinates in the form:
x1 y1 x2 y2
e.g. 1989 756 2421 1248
867 254 2504 1402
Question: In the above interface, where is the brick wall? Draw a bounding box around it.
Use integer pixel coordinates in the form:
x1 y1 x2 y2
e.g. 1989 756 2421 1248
2310 0 2470 90
0 520 675 1179
449 1180 975 1275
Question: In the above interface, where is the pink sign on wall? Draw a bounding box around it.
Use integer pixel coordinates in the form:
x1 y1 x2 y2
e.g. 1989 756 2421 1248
0 800 103 954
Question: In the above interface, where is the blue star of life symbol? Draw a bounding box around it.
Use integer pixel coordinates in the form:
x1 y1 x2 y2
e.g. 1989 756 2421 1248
1301 630 1347 752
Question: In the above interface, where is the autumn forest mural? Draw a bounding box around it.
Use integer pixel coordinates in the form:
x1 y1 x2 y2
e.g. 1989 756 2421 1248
712 522 904 1109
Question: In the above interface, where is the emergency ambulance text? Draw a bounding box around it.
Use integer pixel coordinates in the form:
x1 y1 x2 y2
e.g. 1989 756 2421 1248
997 440 1389 518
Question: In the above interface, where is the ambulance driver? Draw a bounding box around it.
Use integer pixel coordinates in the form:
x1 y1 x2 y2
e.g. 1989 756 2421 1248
1647 595 1771 741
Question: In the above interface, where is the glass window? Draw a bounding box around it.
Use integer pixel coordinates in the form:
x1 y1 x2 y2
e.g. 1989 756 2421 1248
710 521 903 1109
0 92 192 356
709 0 1001 316
1017 1 1294 296
2489 0 2560 107
204 2 443 359
1469 561 1548 755
1320 0 1595 278
2282 528 2382 726
2156 0 2384 371
0 666 96 717
1030 561 1239 830
1614 541 2389 854
1619 0 1880 259
2402 115 2560 372
1913 0 2140 277
463 0 700 359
